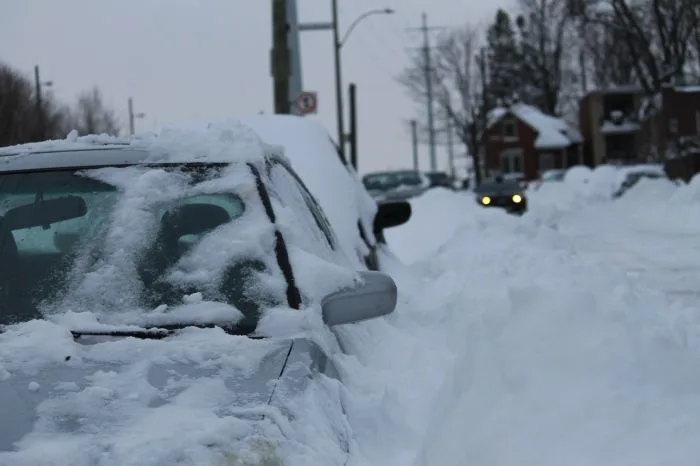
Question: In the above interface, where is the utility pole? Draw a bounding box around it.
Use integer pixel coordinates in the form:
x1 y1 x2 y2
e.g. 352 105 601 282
348 83 358 170
331 0 346 161
421 13 437 171
446 119 455 178
128 98 145 136
410 119 419 170
34 66 43 139
407 14 443 172
272 0 291 114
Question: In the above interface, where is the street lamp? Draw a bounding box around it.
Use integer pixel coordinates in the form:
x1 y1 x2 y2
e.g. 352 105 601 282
332 5 394 160
34 65 53 139
339 8 395 48
296 5 394 161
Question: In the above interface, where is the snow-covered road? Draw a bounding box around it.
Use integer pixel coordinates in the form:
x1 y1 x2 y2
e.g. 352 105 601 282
367 174 700 466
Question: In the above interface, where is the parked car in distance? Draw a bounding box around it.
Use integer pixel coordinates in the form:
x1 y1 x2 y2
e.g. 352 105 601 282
362 169 431 202
612 167 666 198
424 171 454 189
0 127 400 465
531 169 566 190
474 175 528 215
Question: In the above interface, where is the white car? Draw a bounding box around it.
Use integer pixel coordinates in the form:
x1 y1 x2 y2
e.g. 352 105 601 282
0 122 402 465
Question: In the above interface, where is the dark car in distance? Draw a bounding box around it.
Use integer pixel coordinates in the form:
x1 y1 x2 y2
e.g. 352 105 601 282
425 171 454 189
474 176 527 215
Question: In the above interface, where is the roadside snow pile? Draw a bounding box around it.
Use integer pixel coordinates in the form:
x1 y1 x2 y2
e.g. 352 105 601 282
384 188 492 264
617 173 700 235
394 193 700 466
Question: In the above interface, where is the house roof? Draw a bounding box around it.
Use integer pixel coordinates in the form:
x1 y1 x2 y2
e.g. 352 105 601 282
488 103 582 150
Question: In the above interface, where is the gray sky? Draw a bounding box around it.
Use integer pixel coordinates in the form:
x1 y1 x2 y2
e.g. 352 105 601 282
1 0 511 174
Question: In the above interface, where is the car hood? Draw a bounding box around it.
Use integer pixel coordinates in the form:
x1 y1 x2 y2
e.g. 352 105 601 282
0 320 294 463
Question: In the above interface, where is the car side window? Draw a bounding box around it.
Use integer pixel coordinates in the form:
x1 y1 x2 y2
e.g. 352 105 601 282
267 160 337 250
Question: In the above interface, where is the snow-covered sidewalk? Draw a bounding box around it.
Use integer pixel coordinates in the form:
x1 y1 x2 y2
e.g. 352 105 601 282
354 177 700 466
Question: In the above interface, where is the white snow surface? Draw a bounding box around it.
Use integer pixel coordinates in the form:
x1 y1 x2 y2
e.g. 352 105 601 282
379 169 700 466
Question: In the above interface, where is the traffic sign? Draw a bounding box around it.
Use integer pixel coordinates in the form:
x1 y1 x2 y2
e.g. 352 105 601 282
294 91 318 115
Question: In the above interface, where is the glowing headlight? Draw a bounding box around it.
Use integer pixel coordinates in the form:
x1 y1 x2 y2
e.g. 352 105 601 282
512 194 522 203
481 196 491 205
217 439 283 466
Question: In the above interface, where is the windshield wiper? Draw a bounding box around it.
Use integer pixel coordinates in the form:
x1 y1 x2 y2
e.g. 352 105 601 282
71 328 173 340
71 322 261 340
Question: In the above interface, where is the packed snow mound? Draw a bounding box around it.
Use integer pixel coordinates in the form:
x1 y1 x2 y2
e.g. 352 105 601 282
0 122 282 169
408 208 700 466
671 172 700 204
384 188 507 264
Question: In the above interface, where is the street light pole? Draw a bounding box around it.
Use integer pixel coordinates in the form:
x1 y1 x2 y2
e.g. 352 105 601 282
331 0 345 162
34 65 53 140
296 5 394 163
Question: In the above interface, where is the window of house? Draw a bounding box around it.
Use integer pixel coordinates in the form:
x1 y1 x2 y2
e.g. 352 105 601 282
669 118 678 134
500 149 523 174
539 152 555 172
502 119 518 140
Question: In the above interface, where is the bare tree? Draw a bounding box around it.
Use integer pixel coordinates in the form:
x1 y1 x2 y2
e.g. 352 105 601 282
399 24 488 185
585 0 699 94
0 62 72 146
515 0 574 114
72 86 119 136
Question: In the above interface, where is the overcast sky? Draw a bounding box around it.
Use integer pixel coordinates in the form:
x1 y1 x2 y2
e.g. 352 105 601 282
1 0 511 174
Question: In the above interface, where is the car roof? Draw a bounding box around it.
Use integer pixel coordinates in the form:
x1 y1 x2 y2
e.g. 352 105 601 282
0 125 286 174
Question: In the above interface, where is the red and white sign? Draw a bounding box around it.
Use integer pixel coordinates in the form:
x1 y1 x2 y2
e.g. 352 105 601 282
294 91 318 115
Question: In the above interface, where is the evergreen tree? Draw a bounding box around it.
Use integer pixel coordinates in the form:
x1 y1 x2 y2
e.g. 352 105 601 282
485 9 523 108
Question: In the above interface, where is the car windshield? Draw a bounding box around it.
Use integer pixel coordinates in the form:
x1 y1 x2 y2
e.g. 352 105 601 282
363 171 422 191
542 170 565 182
475 179 522 194
0 163 272 332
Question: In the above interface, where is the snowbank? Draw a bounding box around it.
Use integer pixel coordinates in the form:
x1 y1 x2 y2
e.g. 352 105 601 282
383 188 507 264
392 189 700 466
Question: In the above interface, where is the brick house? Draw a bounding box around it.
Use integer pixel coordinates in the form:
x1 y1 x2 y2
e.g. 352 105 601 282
638 84 700 160
482 103 583 181
578 86 645 166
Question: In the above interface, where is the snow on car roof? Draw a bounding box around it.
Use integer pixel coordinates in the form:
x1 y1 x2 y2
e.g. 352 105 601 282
0 121 283 173
488 103 582 150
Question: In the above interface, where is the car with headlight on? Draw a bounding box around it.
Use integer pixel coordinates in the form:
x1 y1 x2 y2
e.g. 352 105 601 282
0 125 401 466
474 176 527 215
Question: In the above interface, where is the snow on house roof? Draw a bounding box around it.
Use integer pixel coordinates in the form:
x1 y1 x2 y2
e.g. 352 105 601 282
488 103 582 150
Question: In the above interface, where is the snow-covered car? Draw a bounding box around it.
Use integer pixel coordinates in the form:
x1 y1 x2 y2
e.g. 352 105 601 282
361 170 431 202
612 165 667 198
163 115 412 271
531 169 566 190
0 124 399 465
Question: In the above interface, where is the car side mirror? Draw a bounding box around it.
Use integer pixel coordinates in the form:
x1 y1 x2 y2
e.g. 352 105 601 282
321 271 397 326
373 200 411 236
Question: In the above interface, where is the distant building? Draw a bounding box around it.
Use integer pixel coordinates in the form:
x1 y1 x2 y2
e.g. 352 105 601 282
482 103 583 181
578 85 645 167
638 84 700 160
